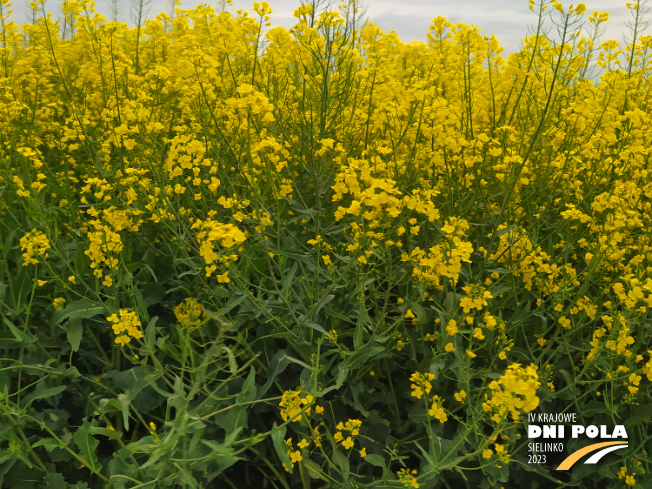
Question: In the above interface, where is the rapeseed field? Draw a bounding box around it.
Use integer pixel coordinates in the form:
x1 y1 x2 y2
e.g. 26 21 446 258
1 0 651 487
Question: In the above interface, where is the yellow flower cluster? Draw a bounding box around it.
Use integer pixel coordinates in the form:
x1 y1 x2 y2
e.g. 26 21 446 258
82 207 139 278
174 298 206 329
191 219 246 278
334 419 362 450
588 313 636 361
13 172 45 198
278 389 314 422
409 371 434 399
409 218 474 291
409 371 447 422
428 395 447 423
454 390 466 402
107 310 143 347
283 437 303 472
459 284 493 313
483 364 540 422
618 466 636 487
85 227 123 276
489 226 579 295
397 468 419 488
19 229 50 266
643 353 652 382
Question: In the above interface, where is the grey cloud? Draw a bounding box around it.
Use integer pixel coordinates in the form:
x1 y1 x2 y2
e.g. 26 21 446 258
12 0 648 56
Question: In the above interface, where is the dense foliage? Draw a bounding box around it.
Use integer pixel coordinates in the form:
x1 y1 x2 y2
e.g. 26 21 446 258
1 0 652 487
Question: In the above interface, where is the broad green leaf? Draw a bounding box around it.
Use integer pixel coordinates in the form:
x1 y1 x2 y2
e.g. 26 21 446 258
51 299 106 326
311 293 335 319
8 267 31 315
347 345 385 370
2 318 24 341
45 473 66 489
216 293 248 317
31 438 61 452
200 439 239 473
257 349 290 399
353 306 367 349
89 426 122 440
221 406 247 438
21 385 67 409
363 454 385 468
117 394 130 431
238 366 257 404
73 420 101 473
271 423 293 474
302 459 330 481
132 286 149 321
296 315 328 335
281 263 298 297
320 364 348 396
141 283 166 306
221 345 238 374
332 448 349 480
64 317 83 352
144 316 158 349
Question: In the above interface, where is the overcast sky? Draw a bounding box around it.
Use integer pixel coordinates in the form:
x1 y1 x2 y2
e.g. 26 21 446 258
18 0 646 56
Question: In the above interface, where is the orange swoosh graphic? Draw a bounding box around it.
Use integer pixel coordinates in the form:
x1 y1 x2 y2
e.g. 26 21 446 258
557 441 628 470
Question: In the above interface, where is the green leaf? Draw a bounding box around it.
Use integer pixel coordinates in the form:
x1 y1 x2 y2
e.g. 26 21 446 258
64 317 84 352
271 423 293 474
215 380 255 437
216 293 248 317
238 366 257 404
296 315 328 335
559 369 574 391
320 364 348 396
353 305 369 350
8 267 31 315
332 448 350 480
624 404 652 429
114 366 160 398
311 294 335 319
51 299 106 326
221 345 238 374
132 286 149 321
21 385 67 409
282 354 315 371
117 394 130 431
141 283 166 306
489 284 513 297
200 440 239 473
45 473 67 489
70 483 90 489
2 317 24 341
144 316 158 349
0 458 16 488
302 459 330 481
411 303 426 323
89 426 122 440
221 406 247 438
281 263 298 297
257 349 290 399
363 454 385 468
494 225 515 238
73 420 101 472
444 292 456 312
4 462 39 489
31 438 61 452
347 345 385 370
